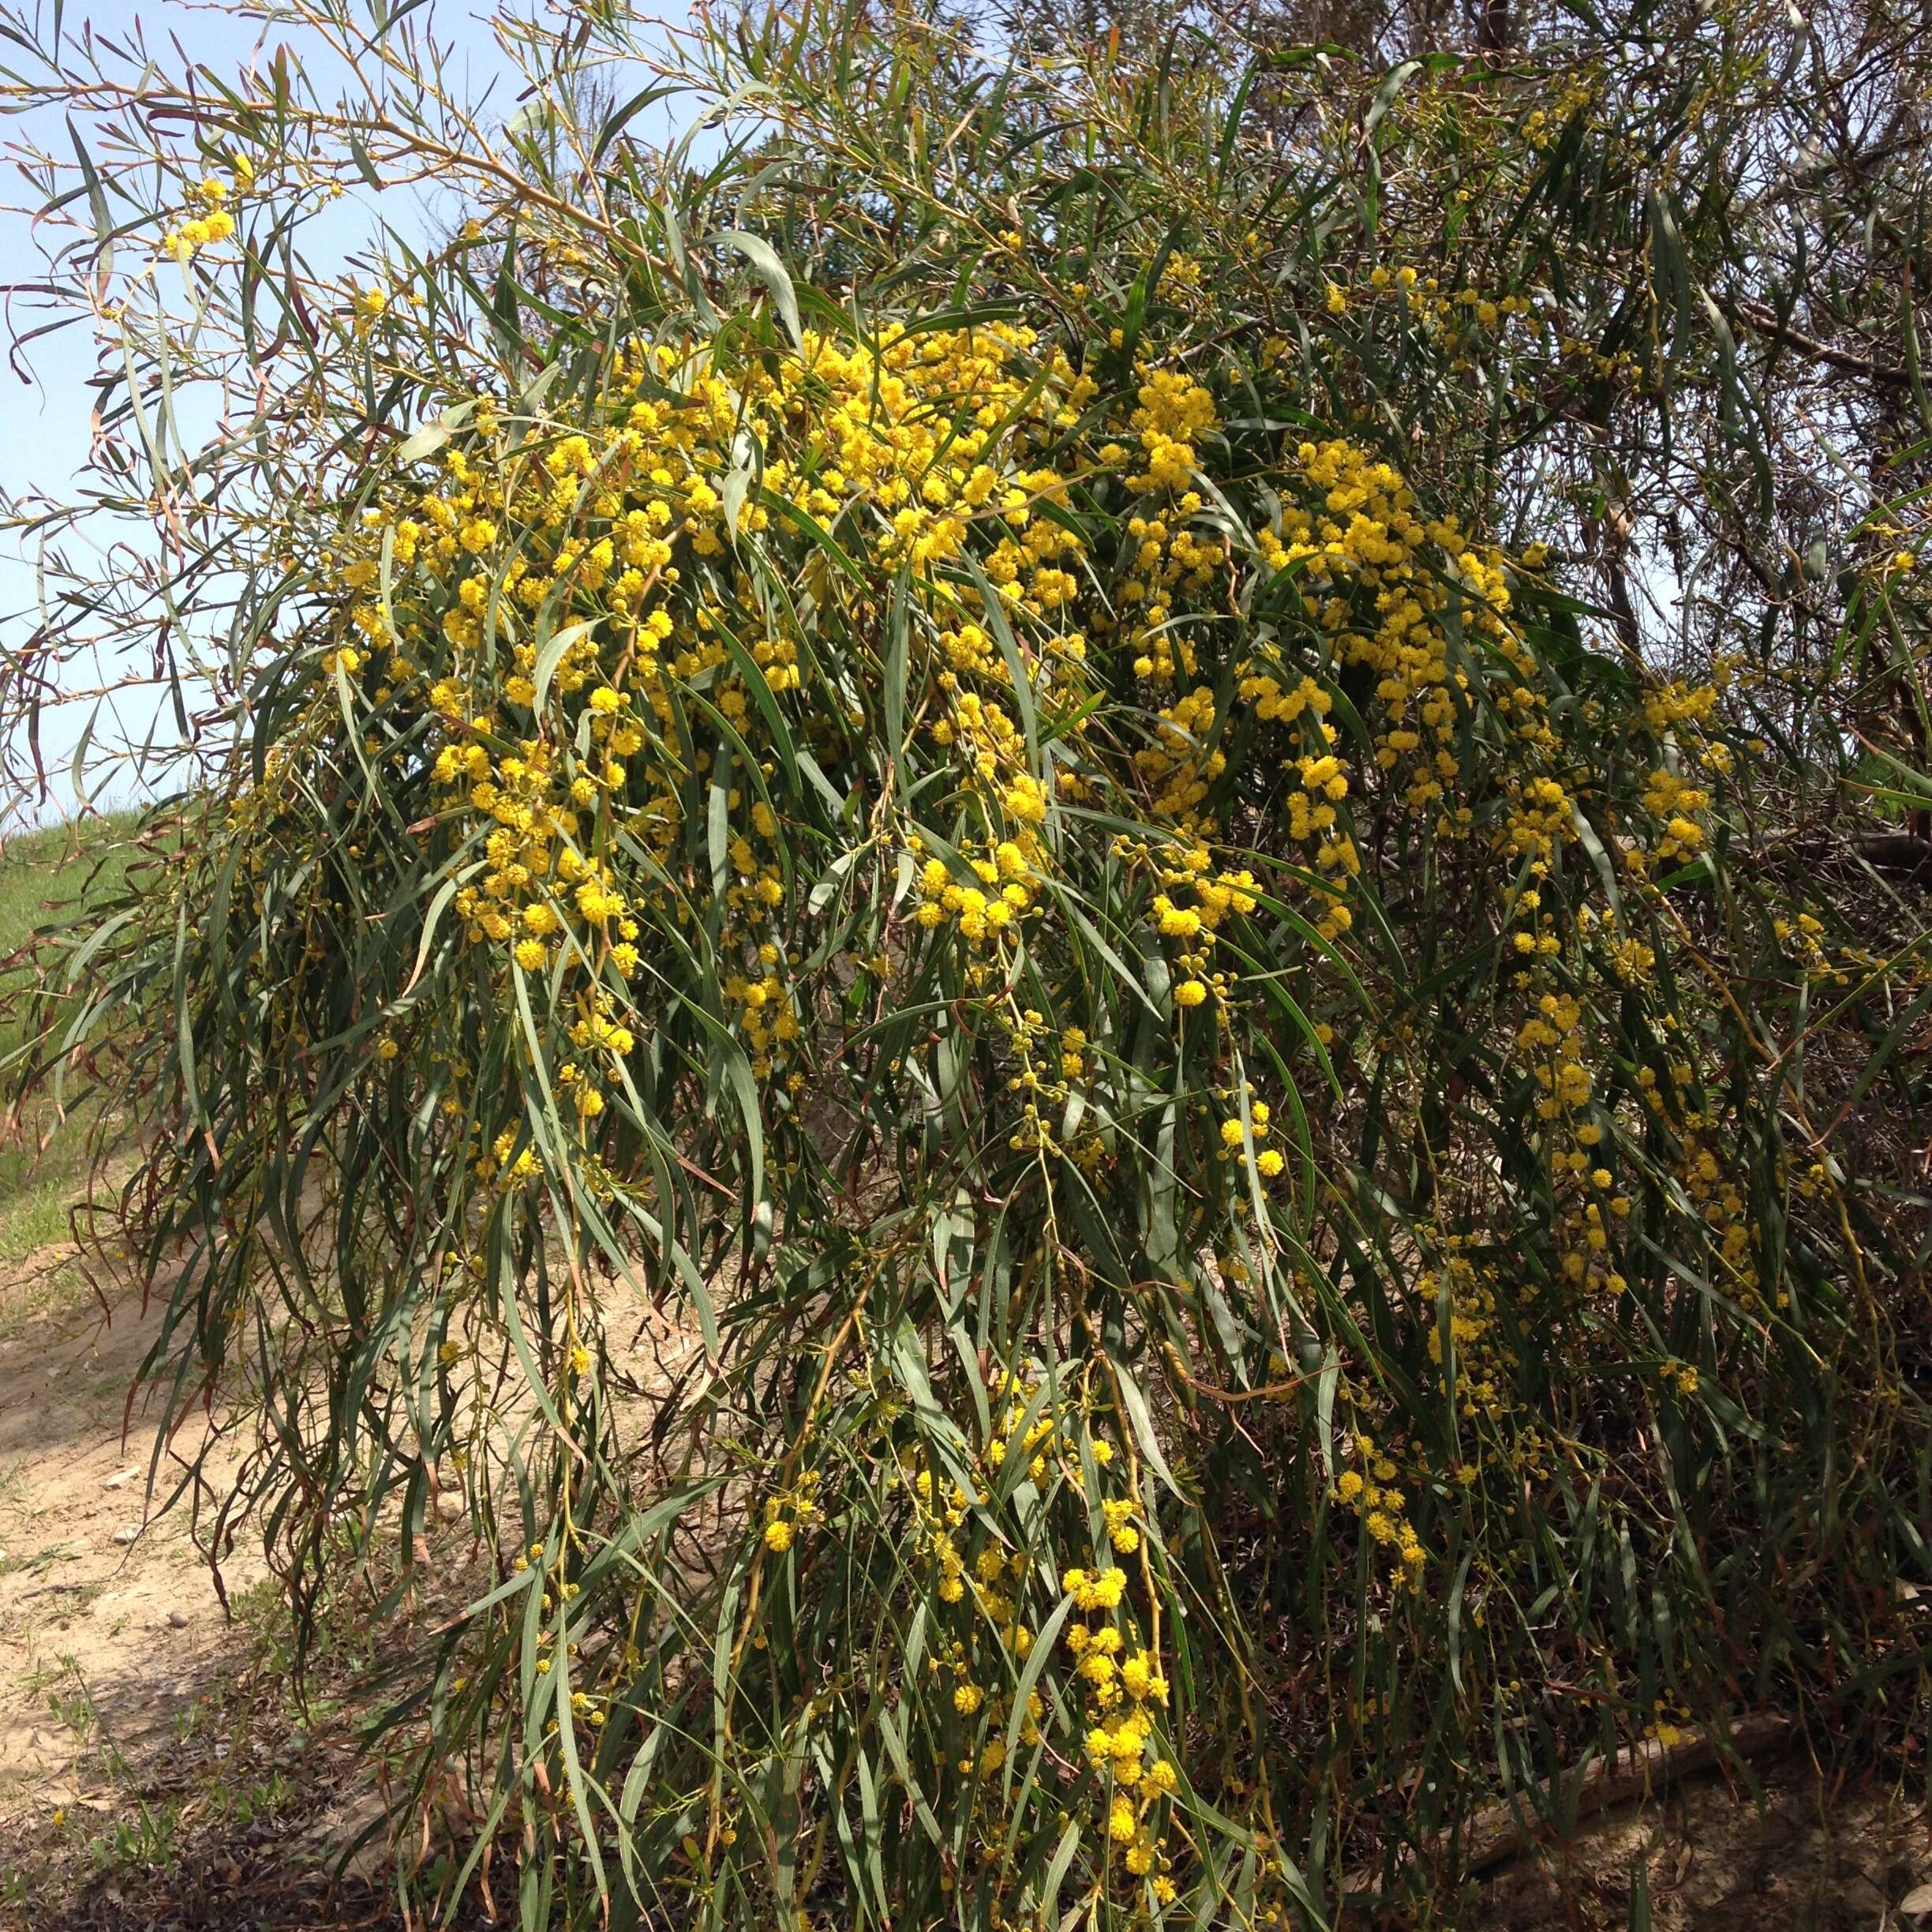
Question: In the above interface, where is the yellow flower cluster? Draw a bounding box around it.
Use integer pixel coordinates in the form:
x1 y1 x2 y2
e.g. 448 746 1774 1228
1331 1432 1425 1582
159 174 237 260
284 275 1745 1239
1061 1539 1179 1889
761 1472 822 1553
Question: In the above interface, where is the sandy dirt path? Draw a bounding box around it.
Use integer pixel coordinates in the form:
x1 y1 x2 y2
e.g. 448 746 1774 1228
0 1241 264 1822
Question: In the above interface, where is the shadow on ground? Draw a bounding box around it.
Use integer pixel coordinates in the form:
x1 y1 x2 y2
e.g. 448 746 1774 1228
1444 1758 1929 1930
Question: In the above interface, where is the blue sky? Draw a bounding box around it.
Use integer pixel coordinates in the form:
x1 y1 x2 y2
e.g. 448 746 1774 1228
0 0 301 818
0 0 695 825
2 0 264 479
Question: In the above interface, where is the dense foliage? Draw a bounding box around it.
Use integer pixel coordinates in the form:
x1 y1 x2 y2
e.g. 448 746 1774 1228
3 2 1929 1926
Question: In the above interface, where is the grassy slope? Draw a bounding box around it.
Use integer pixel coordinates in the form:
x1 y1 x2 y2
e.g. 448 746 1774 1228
0 814 138 1264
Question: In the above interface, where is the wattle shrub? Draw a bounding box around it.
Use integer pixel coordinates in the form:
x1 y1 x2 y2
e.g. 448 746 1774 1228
6 2 1926 1925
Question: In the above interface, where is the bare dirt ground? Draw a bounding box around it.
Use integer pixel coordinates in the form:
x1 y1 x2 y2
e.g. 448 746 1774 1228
0 1230 1925 1930
0 1229 714 1930
1471 1767 1931 1930
0 1241 262 1803
0 1237 423 1930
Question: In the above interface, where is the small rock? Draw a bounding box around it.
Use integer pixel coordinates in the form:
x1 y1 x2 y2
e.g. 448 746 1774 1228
434 1492 466 1523
168 1610 189 1630
103 1466 143 1492
112 1527 138 1546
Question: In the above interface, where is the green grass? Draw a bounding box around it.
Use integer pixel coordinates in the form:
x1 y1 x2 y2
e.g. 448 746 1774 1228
0 813 140 1267
0 813 137 960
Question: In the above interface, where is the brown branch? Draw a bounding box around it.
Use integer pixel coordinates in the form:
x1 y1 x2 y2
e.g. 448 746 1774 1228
1718 294 1908 387
1343 1712 1795 1901
1755 828 1932 886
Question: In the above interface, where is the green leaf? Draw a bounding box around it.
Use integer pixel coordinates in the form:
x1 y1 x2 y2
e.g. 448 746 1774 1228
715 229 804 352
532 619 594 716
